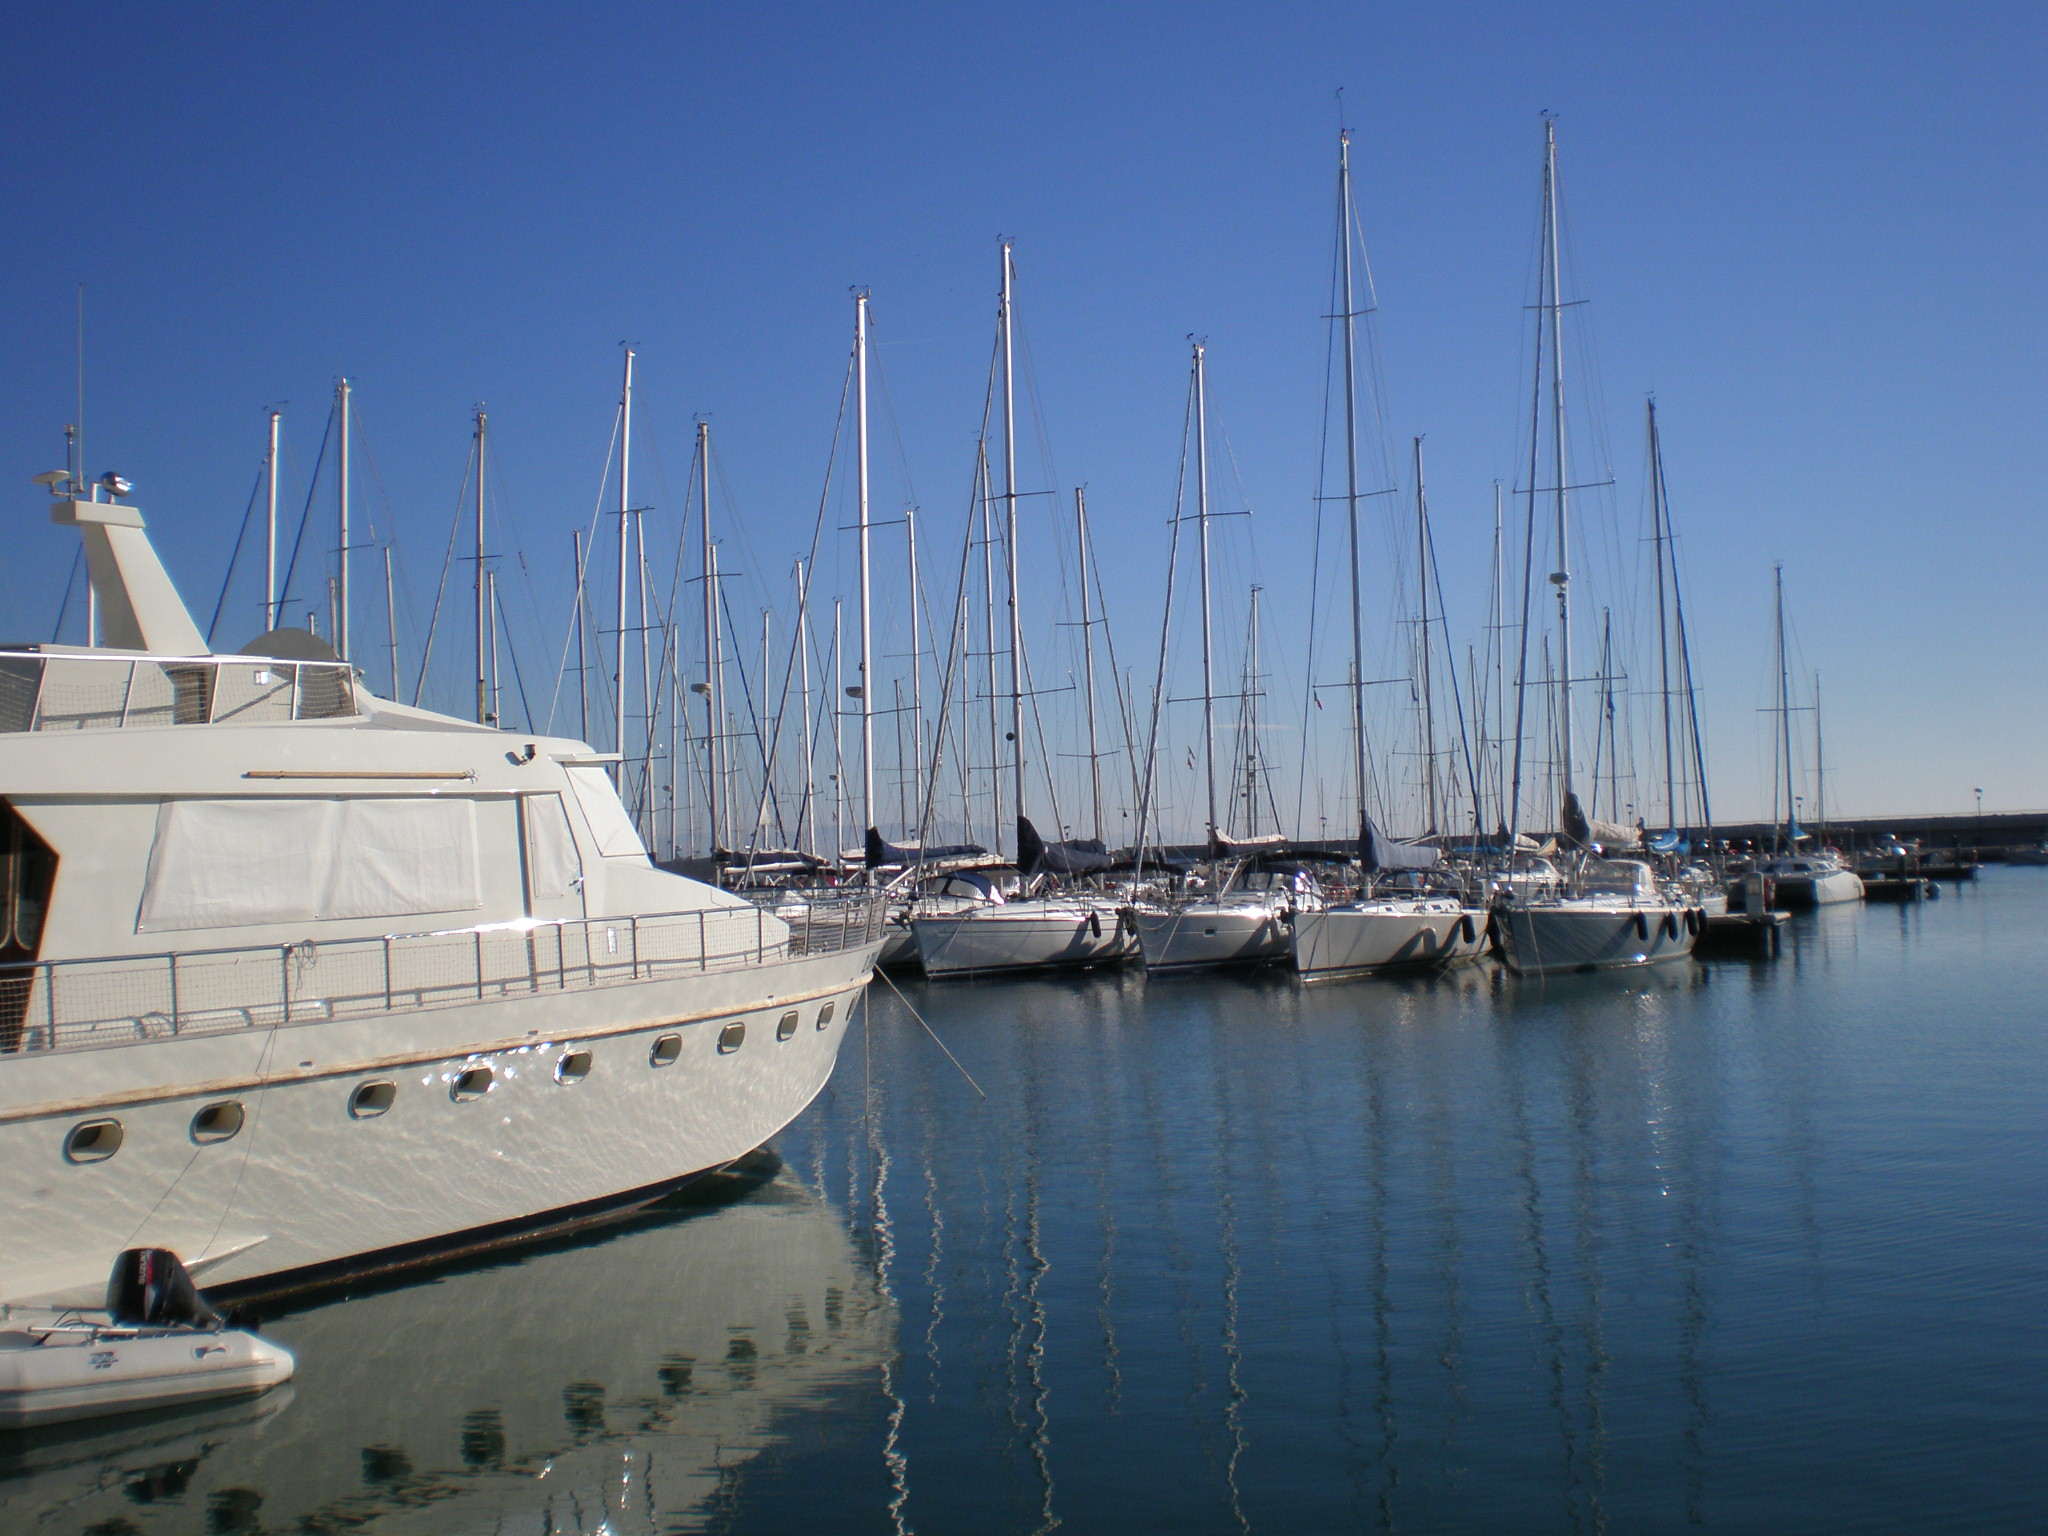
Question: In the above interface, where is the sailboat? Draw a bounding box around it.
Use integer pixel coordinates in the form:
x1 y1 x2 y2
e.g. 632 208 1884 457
1289 129 1485 981
910 241 1128 978
1749 565 1862 907
1491 119 1702 976
1131 343 1301 973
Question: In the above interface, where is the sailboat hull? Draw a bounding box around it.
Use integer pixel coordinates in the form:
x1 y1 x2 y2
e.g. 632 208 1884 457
1290 902 1479 980
1131 899 1292 972
1495 902 1697 976
911 900 1130 978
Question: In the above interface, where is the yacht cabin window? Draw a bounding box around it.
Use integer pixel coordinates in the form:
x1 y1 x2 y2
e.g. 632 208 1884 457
136 796 482 932
564 766 647 859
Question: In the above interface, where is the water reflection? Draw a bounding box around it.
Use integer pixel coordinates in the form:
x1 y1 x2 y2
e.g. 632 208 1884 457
8 875 2048 1533
0 1159 894 1534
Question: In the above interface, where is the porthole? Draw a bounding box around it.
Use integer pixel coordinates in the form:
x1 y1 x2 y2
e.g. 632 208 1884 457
555 1050 593 1084
717 1022 746 1054
816 1001 835 1032
451 1065 494 1101
191 1101 245 1143
776 1011 799 1042
649 1034 682 1067
349 1080 397 1118
65 1119 124 1163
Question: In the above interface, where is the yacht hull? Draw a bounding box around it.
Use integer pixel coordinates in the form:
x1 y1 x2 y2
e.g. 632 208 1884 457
1131 901 1291 972
1290 904 1481 979
1769 870 1865 908
0 943 880 1309
1495 903 1697 976
911 901 1129 977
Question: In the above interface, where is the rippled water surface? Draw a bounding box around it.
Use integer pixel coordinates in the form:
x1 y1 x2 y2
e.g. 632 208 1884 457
7 872 2047 1534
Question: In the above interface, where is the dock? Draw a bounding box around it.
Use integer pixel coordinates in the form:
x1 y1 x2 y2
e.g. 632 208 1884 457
1696 909 1788 958
1862 876 1939 902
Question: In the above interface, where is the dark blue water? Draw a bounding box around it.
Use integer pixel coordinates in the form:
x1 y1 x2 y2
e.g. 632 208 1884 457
8 872 2046 1534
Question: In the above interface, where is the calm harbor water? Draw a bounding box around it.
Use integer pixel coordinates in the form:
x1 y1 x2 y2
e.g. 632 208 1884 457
7 871 2047 1534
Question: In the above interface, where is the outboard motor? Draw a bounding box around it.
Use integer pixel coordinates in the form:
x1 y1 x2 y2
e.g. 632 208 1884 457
107 1248 218 1329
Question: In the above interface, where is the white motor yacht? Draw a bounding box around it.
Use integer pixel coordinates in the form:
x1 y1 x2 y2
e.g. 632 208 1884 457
0 486 885 1310
1754 851 1865 908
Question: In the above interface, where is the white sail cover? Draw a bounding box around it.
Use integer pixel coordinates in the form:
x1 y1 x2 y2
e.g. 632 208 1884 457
137 797 481 931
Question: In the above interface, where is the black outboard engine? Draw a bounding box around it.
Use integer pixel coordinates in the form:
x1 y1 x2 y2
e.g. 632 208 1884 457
107 1248 218 1329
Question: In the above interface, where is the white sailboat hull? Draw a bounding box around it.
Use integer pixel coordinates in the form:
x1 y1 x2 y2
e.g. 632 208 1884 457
1132 898 1291 972
0 944 878 1309
911 900 1129 977
1495 901 1697 976
1290 902 1483 979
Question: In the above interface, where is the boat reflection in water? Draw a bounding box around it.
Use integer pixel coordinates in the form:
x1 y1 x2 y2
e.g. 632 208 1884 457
0 1157 892 1535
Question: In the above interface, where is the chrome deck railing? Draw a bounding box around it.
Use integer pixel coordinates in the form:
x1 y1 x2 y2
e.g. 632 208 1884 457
0 649 358 734
0 894 887 1055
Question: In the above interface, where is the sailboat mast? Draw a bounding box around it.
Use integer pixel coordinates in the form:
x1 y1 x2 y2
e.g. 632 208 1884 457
615 348 635 784
1194 340 1218 846
1336 130 1371 857
700 421 721 854
383 545 398 700
1414 435 1439 835
855 291 876 838
1000 241 1025 843
1814 671 1826 834
265 410 281 632
573 531 589 744
906 506 924 835
979 446 1003 843
1650 399 1677 830
1775 562 1794 844
798 559 815 857
472 408 488 725
1248 584 1263 837
336 379 352 661
1076 488 1104 844
1543 119 1577 821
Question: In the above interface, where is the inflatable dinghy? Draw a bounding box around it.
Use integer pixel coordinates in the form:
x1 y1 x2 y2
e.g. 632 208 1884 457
0 1249 293 1429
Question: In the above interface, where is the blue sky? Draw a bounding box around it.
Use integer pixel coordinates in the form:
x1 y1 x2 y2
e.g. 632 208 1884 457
2 2 2042 834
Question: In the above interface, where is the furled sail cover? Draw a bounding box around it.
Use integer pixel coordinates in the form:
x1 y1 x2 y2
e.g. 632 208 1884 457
1016 815 1111 876
137 797 481 932
564 765 648 859
1561 792 1643 852
864 827 988 867
1360 818 1440 873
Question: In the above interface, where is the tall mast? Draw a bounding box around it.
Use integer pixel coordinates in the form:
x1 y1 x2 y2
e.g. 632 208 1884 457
1193 340 1219 846
701 422 722 853
1649 399 1677 830
615 348 635 787
1236 581 1253 835
906 507 925 836
1814 671 1826 834
999 241 1025 842
855 291 876 838
572 531 589 744
831 600 844 862
336 379 352 660
1414 435 1439 834
979 446 1003 842
1775 562 1794 845
487 569 501 728
472 408 488 724
1076 487 1103 844
797 559 815 857
383 545 398 700
265 410 282 632
1336 130 1372 857
1543 118 1577 825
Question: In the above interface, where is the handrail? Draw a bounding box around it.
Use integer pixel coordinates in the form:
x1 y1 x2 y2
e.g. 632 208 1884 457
0 893 887 1057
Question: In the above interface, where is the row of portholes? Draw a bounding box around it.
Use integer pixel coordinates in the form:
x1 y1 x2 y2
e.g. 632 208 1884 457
61 999 843 1163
